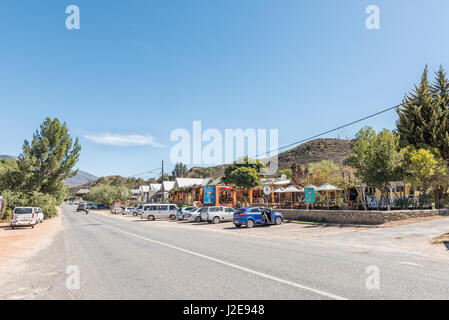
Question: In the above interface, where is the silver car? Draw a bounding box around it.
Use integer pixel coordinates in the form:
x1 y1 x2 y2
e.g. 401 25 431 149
183 207 204 222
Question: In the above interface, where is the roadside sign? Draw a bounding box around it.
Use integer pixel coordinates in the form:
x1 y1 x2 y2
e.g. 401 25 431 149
263 186 271 195
305 187 315 204
203 186 216 204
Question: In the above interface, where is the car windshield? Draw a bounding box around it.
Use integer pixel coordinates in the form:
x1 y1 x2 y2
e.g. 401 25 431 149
14 208 33 214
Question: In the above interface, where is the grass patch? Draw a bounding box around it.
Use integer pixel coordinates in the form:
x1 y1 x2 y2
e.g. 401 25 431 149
285 220 329 226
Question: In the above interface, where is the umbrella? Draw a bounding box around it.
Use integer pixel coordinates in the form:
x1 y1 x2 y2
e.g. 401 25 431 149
283 186 303 193
271 187 286 193
316 184 342 209
316 183 342 191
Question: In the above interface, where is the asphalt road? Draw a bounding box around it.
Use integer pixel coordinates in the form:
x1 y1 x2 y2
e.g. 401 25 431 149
1 203 449 300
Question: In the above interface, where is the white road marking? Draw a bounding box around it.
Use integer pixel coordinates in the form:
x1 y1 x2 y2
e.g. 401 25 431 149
105 224 348 300
399 261 419 267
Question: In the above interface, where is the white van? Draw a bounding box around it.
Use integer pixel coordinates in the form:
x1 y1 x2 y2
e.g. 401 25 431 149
200 206 236 224
141 204 178 221
11 207 38 229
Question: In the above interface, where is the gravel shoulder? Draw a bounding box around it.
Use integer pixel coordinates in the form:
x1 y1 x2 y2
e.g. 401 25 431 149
0 208 64 269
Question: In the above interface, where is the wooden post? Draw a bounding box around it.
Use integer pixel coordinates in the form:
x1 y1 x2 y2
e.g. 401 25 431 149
249 188 253 204
215 186 219 206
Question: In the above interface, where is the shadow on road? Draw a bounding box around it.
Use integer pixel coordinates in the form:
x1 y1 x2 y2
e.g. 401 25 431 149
443 242 449 251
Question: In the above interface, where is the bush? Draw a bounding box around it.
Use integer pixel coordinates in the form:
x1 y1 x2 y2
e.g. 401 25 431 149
1 190 58 219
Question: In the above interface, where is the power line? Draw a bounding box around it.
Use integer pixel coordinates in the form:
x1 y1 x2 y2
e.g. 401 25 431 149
253 103 401 159
130 168 161 178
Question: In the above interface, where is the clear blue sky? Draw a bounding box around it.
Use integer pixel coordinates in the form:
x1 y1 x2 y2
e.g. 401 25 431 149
1 0 449 178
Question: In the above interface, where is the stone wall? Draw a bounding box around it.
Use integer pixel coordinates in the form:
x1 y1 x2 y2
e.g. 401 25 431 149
277 208 449 225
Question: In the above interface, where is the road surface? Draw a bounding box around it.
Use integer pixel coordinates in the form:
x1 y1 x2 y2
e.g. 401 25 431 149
1 203 449 300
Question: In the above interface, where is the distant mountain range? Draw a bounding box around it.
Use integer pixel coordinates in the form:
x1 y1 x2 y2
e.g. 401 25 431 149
0 155 16 159
65 170 98 188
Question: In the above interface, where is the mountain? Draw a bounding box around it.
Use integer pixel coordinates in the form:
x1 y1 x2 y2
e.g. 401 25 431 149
68 175 149 193
64 170 98 188
186 138 354 179
0 155 16 159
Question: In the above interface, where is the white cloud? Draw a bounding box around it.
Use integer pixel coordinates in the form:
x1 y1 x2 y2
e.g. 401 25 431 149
84 134 166 148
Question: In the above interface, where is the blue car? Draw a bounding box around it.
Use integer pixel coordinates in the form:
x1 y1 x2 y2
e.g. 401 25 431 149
233 207 284 228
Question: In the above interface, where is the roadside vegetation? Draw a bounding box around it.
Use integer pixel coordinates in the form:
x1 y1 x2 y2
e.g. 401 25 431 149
0 118 81 221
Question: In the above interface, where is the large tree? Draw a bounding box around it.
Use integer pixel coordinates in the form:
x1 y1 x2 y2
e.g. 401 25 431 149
397 66 449 160
171 162 188 179
17 117 81 200
349 127 403 210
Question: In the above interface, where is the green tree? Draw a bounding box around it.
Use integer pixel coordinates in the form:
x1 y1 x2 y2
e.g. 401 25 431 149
397 66 449 160
227 167 260 190
17 117 81 199
85 184 130 206
403 147 448 207
349 127 403 210
172 162 188 178
278 168 292 180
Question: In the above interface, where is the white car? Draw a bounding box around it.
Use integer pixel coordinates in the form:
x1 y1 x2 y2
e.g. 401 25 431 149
34 207 44 223
200 206 236 224
183 207 203 222
141 204 178 221
11 207 39 229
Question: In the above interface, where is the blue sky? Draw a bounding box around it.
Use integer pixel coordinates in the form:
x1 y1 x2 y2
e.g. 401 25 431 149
1 0 449 178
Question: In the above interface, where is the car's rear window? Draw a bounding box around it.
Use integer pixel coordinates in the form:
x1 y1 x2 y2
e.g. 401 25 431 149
14 208 33 214
235 209 245 215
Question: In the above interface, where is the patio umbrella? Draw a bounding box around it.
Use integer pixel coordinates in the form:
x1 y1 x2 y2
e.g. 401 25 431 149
271 187 286 193
316 184 342 209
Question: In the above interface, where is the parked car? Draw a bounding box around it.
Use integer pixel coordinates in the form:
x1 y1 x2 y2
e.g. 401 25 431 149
141 204 178 221
200 206 236 224
183 207 203 222
233 207 284 228
122 207 137 215
133 205 143 216
96 204 108 210
34 207 44 223
10 207 38 229
176 206 197 220
87 202 97 209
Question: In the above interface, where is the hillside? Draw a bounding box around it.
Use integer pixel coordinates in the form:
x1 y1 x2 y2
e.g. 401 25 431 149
186 138 353 179
64 170 98 188
69 175 148 194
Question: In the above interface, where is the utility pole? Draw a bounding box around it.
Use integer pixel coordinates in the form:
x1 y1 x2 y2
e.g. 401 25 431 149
161 160 164 203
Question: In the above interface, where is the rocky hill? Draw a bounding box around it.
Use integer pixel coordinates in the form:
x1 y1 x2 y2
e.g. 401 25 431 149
68 175 148 194
186 138 353 179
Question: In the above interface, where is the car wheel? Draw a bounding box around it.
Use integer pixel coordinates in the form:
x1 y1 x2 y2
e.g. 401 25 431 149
213 216 220 224
246 219 255 228
148 215 155 221
195 216 201 222
275 217 282 225
170 214 176 221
